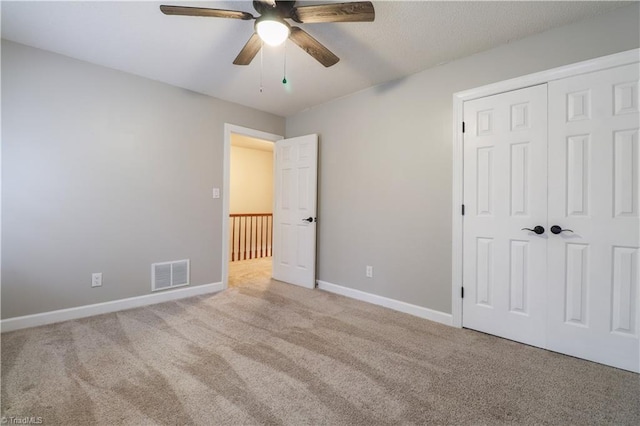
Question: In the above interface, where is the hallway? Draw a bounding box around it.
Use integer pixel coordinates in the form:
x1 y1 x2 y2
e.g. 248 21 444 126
228 257 272 288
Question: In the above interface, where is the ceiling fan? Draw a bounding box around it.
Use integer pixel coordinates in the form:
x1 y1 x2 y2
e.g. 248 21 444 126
160 1 375 67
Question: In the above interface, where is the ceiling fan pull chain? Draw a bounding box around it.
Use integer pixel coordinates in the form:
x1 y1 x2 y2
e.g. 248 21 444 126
282 42 288 84
260 40 264 93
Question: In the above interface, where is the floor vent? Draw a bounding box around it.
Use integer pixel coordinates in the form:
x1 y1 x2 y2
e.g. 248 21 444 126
151 259 190 291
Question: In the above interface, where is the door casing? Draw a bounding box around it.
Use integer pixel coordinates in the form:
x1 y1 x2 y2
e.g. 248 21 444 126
451 49 640 328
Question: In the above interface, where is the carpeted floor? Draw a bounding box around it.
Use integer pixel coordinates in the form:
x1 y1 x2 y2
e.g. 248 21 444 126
2 259 639 425
228 257 272 289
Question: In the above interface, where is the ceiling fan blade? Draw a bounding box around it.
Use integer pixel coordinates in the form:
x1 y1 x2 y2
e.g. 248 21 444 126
160 5 254 20
289 27 339 67
233 33 262 65
292 2 374 23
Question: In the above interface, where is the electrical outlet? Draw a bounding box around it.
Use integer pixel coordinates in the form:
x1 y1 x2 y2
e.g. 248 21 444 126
365 265 373 278
212 188 220 199
92 273 102 288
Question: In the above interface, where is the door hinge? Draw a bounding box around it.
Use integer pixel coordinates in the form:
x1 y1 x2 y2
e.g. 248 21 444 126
461 204 465 216
462 122 465 133
461 287 464 298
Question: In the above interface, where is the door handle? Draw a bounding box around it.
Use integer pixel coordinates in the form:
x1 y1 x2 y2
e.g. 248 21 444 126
521 226 545 235
302 217 314 223
550 225 573 235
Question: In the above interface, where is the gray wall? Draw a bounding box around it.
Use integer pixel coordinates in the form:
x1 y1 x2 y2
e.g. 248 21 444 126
286 4 640 314
1 40 284 319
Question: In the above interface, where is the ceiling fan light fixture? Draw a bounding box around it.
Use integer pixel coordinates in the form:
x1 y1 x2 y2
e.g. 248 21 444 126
256 18 290 46
161 1 376 67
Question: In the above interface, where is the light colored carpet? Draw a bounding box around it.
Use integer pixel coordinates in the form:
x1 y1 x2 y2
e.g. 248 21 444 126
228 257 272 289
2 259 639 425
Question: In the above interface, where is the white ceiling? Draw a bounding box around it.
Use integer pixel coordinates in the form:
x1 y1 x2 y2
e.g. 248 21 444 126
232 133 275 151
1 1 629 117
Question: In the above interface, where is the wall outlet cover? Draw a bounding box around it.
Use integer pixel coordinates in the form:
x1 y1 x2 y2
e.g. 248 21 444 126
92 272 103 287
365 266 373 278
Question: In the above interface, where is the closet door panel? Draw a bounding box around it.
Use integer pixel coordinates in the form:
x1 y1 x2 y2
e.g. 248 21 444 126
548 63 639 372
462 84 548 347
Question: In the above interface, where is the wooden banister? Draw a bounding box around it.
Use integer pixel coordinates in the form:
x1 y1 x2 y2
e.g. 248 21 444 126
229 213 273 262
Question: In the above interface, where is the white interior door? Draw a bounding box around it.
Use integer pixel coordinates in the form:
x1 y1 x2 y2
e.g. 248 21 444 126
547 64 639 372
272 134 318 289
462 85 548 347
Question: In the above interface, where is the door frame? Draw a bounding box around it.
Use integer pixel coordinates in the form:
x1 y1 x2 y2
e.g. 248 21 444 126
451 48 639 328
222 123 283 289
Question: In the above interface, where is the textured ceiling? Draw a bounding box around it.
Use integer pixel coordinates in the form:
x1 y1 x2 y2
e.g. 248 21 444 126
232 134 276 151
1 1 629 117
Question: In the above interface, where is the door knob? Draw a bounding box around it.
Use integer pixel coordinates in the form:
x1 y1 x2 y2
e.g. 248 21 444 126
521 226 545 235
550 225 573 235
302 217 314 223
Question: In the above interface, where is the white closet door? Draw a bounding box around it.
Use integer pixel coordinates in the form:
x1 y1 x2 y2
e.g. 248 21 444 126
548 64 639 372
462 84 548 347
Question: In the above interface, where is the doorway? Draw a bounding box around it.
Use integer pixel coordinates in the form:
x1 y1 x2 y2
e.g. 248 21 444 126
222 124 283 289
228 134 275 287
222 125 320 291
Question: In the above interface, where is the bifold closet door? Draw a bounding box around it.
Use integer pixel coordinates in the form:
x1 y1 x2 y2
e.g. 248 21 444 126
547 64 639 372
462 84 548 348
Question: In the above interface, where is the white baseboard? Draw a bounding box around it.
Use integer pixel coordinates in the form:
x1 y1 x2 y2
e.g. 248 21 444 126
317 280 453 326
0 282 224 333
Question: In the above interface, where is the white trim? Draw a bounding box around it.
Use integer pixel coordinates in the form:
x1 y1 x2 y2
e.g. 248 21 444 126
450 48 640 328
317 280 453 326
456 49 640 102
222 124 283 290
451 93 464 328
0 282 223 333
